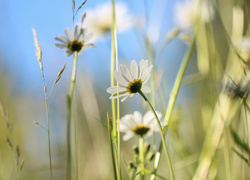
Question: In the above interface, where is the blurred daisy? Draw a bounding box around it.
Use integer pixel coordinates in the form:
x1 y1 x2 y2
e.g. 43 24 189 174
120 111 162 141
174 0 214 31
54 25 95 56
233 37 250 61
235 37 250 52
81 2 133 41
107 59 152 102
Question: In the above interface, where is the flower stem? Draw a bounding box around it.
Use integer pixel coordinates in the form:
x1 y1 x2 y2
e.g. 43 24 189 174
139 137 145 180
164 35 196 126
66 52 78 180
138 90 175 180
73 89 79 180
45 96 53 180
111 0 121 179
42 73 52 180
107 113 118 180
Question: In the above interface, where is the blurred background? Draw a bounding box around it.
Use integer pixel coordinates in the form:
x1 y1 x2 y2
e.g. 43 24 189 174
0 0 249 179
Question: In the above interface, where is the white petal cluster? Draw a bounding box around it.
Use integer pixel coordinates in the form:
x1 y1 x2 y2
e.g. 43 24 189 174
120 111 162 141
81 2 133 41
174 0 214 30
107 59 152 102
55 25 95 56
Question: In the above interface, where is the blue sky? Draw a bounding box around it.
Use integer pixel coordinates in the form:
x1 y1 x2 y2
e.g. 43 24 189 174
0 0 186 96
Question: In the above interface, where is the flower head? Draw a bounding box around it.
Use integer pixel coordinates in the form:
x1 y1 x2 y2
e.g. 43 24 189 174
107 59 152 102
81 2 133 41
174 0 214 31
54 25 95 56
120 111 162 141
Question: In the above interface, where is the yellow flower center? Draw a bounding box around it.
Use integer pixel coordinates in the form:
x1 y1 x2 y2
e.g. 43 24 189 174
68 40 83 52
127 79 142 94
132 124 150 137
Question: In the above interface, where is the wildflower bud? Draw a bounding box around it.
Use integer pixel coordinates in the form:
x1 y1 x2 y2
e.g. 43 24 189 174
107 116 113 130
144 143 150 155
5 136 13 150
133 145 139 155
81 12 87 24
128 161 136 170
146 152 155 162
134 154 139 163
16 145 20 158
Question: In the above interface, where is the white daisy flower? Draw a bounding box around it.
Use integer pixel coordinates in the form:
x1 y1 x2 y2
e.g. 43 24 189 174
120 111 162 141
81 2 133 41
107 59 152 102
174 0 214 31
54 25 95 56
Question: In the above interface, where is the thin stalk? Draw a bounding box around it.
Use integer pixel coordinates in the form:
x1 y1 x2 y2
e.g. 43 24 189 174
138 90 175 180
139 137 145 180
164 35 196 126
39 62 52 180
45 94 53 180
73 88 79 180
33 28 52 179
107 113 118 180
110 0 116 143
66 52 78 180
150 32 197 180
223 130 231 180
111 0 121 179
41 75 52 180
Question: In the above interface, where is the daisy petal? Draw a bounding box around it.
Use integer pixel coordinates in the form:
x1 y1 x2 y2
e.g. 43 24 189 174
65 28 74 41
138 59 145 78
74 25 79 40
84 32 94 43
120 123 129 131
106 86 127 93
120 64 133 82
54 43 68 49
109 92 129 99
81 43 96 50
130 60 138 79
133 111 143 124
114 71 129 86
55 35 69 44
121 95 129 102
141 64 152 81
142 73 151 85
122 133 134 141
143 111 155 125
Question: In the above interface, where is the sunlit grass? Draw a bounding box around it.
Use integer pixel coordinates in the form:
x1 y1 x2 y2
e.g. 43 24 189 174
0 0 249 180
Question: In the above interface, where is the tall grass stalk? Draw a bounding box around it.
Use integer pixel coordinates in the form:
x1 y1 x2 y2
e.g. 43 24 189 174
164 34 197 126
192 88 240 180
138 90 175 180
73 89 79 180
44 84 53 180
32 28 52 180
107 113 117 180
111 0 121 179
66 52 78 180
150 30 197 180
223 131 231 180
192 2 248 179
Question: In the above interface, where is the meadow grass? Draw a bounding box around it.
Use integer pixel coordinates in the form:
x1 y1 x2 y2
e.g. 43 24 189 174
0 0 249 179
